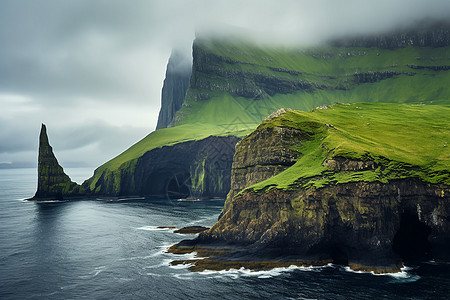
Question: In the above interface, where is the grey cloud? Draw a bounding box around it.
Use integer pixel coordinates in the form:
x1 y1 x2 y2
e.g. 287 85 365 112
1 0 450 170
2 0 450 100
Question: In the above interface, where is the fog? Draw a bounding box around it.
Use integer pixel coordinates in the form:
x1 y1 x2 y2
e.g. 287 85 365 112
1 0 449 173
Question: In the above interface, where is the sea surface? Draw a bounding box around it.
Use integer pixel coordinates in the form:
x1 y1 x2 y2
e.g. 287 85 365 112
1 168 450 299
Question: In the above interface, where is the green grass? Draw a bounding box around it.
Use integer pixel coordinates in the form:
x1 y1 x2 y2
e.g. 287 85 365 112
87 38 450 190
246 103 450 193
87 123 253 189
199 38 450 75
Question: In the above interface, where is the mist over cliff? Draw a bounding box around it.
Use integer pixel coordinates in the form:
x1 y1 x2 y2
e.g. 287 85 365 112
156 50 192 130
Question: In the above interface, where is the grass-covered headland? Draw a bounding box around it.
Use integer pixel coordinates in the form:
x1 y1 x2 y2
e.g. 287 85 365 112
85 37 450 194
246 103 450 193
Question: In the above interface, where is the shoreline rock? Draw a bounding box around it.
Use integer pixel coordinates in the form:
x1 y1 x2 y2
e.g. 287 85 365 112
174 226 209 234
169 107 450 274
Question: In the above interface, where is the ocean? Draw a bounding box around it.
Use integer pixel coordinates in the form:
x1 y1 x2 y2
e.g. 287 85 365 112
1 168 449 299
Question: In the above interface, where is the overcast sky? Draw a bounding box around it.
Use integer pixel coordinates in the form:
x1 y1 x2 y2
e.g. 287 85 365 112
1 0 449 177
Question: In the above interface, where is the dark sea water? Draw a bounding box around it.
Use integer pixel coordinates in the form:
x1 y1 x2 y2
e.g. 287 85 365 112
1 168 450 299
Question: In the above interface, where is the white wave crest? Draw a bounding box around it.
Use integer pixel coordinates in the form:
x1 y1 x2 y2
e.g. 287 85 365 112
136 226 175 231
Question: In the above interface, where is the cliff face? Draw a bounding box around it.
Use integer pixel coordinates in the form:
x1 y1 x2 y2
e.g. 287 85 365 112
203 180 450 272
330 21 450 48
88 135 239 198
86 26 450 195
170 104 450 273
186 41 324 102
222 109 304 215
156 50 192 129
32 124 84 200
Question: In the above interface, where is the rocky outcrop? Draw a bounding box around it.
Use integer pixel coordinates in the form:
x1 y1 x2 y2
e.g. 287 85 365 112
170 108 450 273
352 71 415 84
88 135 240 198
156 50 192 129
221 124 305 216
196 180 450 273
406 64 450 71
31 124 84 200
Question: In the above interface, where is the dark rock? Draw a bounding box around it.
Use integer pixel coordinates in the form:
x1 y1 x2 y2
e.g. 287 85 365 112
171 118 450 273
330 21 450 49
221 125 305 217
174 226 209 234
31 124 84 200
156 50 192 130
187 40 326 102
352 71 415 84
406 64 450 71
88 135 240 198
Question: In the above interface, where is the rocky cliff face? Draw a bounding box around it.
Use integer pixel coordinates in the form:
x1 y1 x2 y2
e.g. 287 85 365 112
32 124 84 200
201 179 450 273
186 40 326 102
88 135 239 198
170 107 450 273
221 110 305 215
156 50 192 129
330 21 450 48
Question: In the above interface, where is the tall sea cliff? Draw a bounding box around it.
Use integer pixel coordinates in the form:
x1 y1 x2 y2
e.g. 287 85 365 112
33 22 450 204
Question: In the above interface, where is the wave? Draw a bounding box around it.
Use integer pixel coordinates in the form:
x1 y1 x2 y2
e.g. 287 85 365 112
34 200 69 203
118 255 156 262
97 197 145 202
144 259 172 270
343 264 420 282
136 226 175 231
176 198 201 202
78 265 107 279
195 264 325 280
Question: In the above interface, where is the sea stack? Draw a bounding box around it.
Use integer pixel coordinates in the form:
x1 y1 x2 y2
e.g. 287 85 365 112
32 124 84 200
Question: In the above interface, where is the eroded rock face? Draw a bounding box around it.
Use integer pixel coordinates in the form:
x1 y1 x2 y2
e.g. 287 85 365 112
186 41 326 101
202 180 450 272
90 135 240 198
32 124 84 200
322 157 375 172
221 126 306 216
173 120 450 273
330 21 450 48
156 50 192 129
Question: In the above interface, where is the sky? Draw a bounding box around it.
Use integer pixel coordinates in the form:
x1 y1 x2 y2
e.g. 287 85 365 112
1 0 449 176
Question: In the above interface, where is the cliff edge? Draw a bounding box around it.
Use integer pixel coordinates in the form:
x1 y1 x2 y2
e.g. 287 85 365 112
169 103 450 273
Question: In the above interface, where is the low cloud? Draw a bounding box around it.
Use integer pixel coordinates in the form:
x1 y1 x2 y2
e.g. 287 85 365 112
1 0 449 171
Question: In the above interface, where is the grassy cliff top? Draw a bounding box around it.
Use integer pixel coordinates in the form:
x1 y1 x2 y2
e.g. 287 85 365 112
87 38 450 190
86 123 254 189
247 103 450 192
196 38 450 87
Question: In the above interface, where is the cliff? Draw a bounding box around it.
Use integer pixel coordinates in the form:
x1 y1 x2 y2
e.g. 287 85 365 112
330 21 450 48
31 124 84 200
169 103 450 273
156 50 192 129
87 135 239 198
35 24 450 199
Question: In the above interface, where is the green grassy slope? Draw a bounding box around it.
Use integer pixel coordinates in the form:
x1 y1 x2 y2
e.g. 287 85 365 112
87 38 450 190
248 103 450 193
